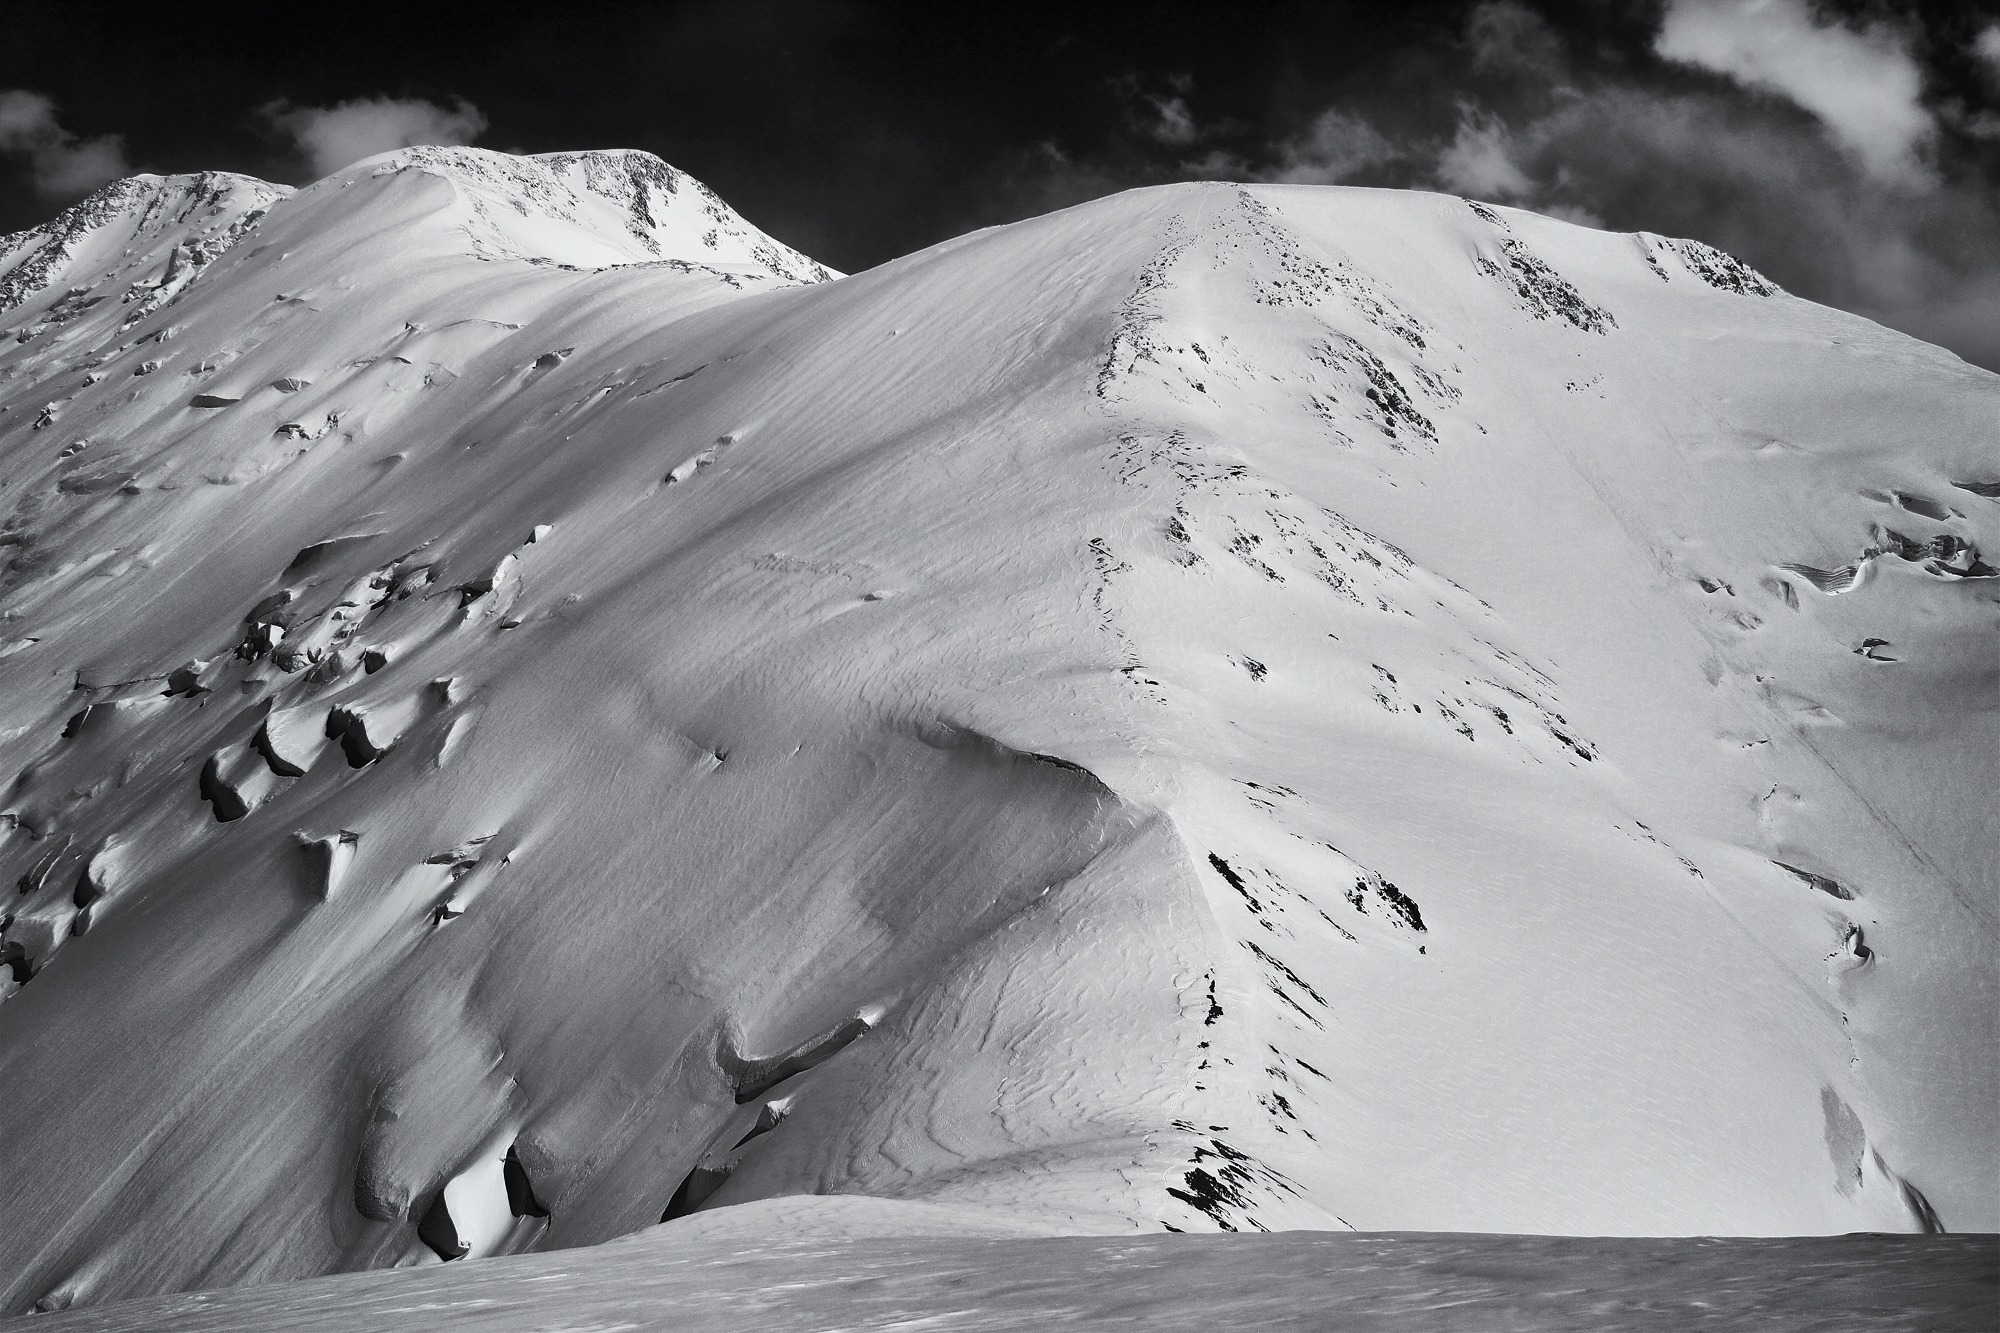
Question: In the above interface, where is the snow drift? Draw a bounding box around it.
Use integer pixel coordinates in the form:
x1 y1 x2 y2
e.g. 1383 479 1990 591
0 145 1992 1313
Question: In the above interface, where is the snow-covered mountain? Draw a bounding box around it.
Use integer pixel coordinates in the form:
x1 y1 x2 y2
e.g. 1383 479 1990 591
0 145 1992 1314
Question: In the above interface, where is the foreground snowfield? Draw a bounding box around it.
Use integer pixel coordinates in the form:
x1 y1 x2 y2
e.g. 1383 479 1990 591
15 1199 1997 1332
0 146 1992 1313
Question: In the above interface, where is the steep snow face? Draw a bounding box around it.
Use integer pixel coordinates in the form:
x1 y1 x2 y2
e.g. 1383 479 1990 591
0 154 1993 1312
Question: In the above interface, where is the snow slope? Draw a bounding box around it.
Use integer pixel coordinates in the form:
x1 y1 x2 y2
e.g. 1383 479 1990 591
0 147 1992 1313
20 1208 1996 1332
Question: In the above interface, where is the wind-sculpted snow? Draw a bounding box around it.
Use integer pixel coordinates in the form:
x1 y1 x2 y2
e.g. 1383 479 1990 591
0 152 1994 1314
19 1210 1996 1331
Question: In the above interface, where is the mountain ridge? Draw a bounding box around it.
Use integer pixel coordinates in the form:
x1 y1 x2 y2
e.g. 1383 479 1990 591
0 149 1992 1315
0 147 834 332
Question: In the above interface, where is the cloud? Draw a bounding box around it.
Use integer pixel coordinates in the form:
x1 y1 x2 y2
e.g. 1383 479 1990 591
1260 108 1401 185
1145 95 1199 147
1976 24 2000 82
1465 0 1565 77
0 89 133 199
1434 108 1533 199
0 90 51 153
30 135 131 197
1655 0 1934 184
1112 74 1208 149
263 96 487 178
983 140 1137 223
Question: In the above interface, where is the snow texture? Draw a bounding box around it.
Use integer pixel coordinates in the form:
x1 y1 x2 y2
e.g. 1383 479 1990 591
17 1212 1996 1331
0 147 1994 1314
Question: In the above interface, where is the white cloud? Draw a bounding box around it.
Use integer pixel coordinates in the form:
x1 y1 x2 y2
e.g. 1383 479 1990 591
1144 95 1199 147
1975 25 2000 82
1183 108 1399 186
1110 73 1209 149
1465 1 1564 75
31 135 131 197
1263 108 1400 185
0 89 133 198
1540 200 1605 228
0 89 54 153
1434 109 1533 199
1655 0 1933 184
264 96 487 179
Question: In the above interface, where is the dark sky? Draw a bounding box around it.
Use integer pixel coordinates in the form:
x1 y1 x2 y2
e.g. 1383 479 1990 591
3 1 1997 367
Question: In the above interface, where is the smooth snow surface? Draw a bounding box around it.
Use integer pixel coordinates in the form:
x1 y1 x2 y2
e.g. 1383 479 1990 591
0 147 1994 1313
14 1218 1996 1331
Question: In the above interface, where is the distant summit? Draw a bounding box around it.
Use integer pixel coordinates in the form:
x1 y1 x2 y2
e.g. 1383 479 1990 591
318 147 838 282
0 171 285 321
0 148 832 341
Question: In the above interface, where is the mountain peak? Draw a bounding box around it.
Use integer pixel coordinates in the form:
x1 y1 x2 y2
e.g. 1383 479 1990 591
319 145 837 283
0 149 835 353
0 171 287 323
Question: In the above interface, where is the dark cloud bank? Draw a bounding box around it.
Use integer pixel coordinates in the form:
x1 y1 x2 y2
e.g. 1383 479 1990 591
3 1 1996 368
